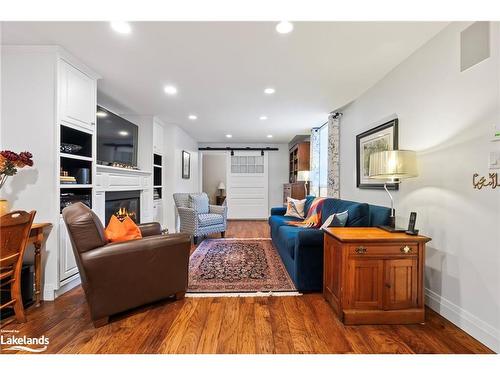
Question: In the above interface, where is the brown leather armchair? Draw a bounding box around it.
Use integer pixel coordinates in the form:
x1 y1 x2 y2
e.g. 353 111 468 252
62 202 190 327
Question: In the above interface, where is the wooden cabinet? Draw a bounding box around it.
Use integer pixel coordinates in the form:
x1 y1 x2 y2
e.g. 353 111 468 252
323 227 430 325
289 141 310 183
59 59 96 130
59 217 78 283
283 182 309 204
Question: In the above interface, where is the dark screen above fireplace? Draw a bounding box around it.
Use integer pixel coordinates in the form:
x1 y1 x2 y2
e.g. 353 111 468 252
105 190 141 226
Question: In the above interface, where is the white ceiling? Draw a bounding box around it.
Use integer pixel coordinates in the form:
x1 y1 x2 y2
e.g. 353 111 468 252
1 21 448 143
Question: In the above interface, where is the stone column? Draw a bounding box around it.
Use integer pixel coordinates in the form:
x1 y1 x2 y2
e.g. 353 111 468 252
327 113 341 198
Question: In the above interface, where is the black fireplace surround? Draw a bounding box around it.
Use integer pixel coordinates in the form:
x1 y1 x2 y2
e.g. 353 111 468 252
105 190 141 226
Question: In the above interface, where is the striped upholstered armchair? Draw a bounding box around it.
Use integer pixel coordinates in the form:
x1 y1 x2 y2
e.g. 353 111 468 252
173 192 227 244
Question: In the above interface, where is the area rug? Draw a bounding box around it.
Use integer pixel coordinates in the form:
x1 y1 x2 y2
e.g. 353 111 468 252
187 238 298 294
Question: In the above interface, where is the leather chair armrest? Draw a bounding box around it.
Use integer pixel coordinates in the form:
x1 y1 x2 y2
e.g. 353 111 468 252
138 222 162 237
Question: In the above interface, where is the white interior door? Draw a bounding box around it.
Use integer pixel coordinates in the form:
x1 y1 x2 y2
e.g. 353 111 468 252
226 151 269 219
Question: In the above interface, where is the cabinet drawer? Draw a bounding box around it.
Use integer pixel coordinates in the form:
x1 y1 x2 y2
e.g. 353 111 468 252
349 243 419 256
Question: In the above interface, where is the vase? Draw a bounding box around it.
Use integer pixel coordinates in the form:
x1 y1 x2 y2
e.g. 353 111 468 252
0 199 10 216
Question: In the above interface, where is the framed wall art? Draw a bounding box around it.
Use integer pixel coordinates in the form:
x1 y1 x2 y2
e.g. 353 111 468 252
182 150 191 179
356 118 399 190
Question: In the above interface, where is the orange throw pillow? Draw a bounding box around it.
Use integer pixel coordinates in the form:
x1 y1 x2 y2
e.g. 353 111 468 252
105 215 142 243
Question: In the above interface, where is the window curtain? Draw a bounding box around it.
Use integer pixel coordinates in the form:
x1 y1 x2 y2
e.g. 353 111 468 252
309 128 321 197
327 113 341 198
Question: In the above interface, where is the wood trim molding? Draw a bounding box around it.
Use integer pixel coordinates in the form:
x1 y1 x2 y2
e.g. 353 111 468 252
425 288 499 352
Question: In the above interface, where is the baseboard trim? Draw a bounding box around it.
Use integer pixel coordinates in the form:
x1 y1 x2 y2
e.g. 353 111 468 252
425 288 499 352
55 276 81 298
42 284 56 301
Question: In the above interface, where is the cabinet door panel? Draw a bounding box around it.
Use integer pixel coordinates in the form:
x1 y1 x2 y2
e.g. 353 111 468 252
60 60 95 129
59 218 78 282
347 259 384 309
384 258 418 310
153 122 164 154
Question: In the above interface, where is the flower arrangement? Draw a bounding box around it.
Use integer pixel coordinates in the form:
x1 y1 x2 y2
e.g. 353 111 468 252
0 150 34 190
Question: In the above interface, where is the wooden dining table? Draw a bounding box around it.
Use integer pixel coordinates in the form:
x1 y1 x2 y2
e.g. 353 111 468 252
27 222 52 306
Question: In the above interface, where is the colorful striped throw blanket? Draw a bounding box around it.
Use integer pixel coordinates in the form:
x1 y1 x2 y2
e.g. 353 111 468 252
286 197 326 228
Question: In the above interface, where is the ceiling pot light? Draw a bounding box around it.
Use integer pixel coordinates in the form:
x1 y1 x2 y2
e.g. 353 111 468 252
110 21 132 34
164 85 178 95
259 116 268 120
264 88 275 95
225 134 233 138
118 131 129 136
276 21 293 34
188 115 198 120
267 135 273 138
96 111 108 118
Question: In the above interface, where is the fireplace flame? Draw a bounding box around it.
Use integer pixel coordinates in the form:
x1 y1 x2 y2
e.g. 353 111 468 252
115 206 136 222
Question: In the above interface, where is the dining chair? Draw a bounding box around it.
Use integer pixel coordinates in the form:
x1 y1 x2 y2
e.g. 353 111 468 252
0 210 36 323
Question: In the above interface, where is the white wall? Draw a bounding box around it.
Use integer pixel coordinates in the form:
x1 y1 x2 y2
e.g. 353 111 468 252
1 47 60 299
198 142 289 211
338 22 500 351
164 124 200 232
202 153 226 204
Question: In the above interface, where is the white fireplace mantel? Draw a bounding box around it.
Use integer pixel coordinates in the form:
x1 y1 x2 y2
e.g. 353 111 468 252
95 165 153 223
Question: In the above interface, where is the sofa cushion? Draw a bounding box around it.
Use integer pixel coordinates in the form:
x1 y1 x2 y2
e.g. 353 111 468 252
277 225 305 260
369 204 391 226
269 215 302 237
198 213 224 226
321 198 369 227
190 193 209 214
304 195 316 216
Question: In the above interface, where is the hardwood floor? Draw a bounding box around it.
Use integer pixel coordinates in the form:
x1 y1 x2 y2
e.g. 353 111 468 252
0 220 493 354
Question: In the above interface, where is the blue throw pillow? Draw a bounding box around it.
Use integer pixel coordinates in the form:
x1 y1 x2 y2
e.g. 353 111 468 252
320 210 349 230
189 193 209 214
332 210 348 227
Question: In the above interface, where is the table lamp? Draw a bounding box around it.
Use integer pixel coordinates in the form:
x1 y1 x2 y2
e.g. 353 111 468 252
217 181 226 197
297 170 310 196
369 150 418 232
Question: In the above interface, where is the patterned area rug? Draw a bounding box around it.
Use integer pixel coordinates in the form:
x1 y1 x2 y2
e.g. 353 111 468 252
187 238 297 294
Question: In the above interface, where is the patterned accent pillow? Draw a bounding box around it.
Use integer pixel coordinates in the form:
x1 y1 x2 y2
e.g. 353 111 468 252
189 193 209 214
284 197 306 219
320 210 349 230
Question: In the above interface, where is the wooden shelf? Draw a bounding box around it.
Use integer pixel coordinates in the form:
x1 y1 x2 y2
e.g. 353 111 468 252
60 153 93 162
288 141 310 183
60 184 93 189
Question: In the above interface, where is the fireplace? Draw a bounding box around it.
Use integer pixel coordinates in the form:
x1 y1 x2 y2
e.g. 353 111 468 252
105 190 141 226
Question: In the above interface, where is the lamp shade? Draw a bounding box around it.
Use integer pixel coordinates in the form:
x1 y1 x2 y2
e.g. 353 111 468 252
297 170 310 182
369 150 418 181
217 181 226 190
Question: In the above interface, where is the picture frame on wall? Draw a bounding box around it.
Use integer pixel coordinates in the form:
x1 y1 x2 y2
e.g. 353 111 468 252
356 118 399 190
182 150 190 179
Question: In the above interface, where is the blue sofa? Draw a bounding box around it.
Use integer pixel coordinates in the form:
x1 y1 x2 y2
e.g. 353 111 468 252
269 197 391 291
